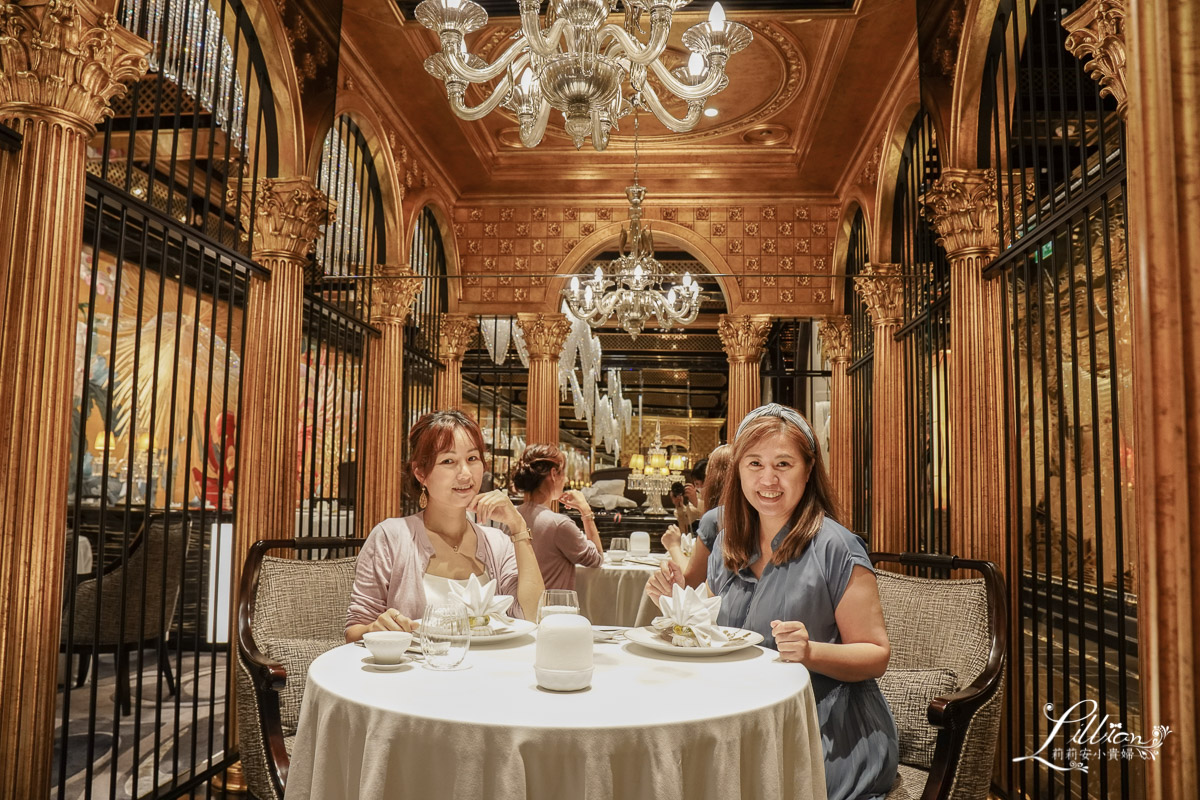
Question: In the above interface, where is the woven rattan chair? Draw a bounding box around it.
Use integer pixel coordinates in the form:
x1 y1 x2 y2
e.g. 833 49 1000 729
236 537 364 800
62 513 189 715
871 553 1008 800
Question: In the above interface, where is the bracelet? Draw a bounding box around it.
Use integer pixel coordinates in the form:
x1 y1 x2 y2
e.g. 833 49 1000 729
510 527 532 544
580 513 594 520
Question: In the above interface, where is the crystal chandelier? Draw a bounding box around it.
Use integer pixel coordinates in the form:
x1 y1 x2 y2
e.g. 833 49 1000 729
415 0 753 150
561 114 701 337
625 421 683 515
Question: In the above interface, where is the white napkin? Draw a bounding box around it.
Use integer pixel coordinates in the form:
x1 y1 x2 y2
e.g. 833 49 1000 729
680 532 695 557
651 584 729 647
448 574 515 633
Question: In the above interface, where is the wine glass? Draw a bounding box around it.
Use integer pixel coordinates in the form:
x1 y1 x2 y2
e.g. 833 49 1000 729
608 537 629 563
536 589 580 623
420 603 471 670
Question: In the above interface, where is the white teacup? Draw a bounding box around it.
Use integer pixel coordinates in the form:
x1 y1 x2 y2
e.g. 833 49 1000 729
362 631 414 664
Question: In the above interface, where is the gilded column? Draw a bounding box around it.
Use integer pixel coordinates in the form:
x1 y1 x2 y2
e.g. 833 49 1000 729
434 313 477 410
1125 0 1199 795
924 168 1006 566
853 264 906 554
719 314 773 437
1063 0 1127 120
357 266 422 533
816 316 854 513
517 313 571 445
0 2 148 795
229 177 331 560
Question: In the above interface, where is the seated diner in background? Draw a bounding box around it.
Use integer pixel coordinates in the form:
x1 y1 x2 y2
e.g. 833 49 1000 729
670 481 701 532
647 403 899 800
345 409 545 641
661 443 732 587
513 443 604 590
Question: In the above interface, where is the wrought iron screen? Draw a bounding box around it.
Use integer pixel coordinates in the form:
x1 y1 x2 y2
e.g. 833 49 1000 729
762 320 832 467
844 209 873 539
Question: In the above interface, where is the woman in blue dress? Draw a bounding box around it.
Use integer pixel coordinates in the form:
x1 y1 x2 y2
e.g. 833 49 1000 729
647 403 899 800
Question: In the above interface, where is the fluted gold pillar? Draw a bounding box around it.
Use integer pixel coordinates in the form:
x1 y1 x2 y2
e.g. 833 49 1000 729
1125 0 1198 795
924 169 1006 565
517 313 571 445
854 265 906 553
230 178 331 556
817 316 854 513
357 266 422 533
434 313 477 410
0 2 148 795
719 314 773 438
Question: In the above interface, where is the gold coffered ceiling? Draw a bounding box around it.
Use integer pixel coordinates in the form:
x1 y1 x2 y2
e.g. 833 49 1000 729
342 0 915 201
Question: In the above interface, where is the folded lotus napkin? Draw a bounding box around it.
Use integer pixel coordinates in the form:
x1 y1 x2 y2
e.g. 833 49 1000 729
651 584 729 647
448 574 515 635
680 532 695 556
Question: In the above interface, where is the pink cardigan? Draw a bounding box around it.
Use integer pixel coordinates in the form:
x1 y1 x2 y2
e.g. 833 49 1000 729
346 514 524 630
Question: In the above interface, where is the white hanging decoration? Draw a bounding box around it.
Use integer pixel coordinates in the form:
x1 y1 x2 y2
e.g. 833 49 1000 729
478 317 511 365
511 321 531 368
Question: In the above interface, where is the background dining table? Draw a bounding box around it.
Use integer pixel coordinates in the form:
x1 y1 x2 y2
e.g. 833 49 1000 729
286 632 828 800
574 554 665 627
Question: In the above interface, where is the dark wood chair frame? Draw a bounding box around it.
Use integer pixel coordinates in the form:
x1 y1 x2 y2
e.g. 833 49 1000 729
237 536 365 800
869 552 1009 800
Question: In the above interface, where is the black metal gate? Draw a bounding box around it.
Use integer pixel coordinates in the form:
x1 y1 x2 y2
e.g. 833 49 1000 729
844 208 872 540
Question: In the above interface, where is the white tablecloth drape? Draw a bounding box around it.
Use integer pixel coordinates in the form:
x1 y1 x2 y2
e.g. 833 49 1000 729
575 559 660 627
287 638 828 800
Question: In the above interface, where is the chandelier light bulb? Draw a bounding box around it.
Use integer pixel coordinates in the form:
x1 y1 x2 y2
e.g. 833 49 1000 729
634 264 644 281
667 287 677 304
594 266 604 283
570 275 581 294
709 1 726 27
687 52 705 77
682 272 692 287
585 285 594 303
520 67 535 90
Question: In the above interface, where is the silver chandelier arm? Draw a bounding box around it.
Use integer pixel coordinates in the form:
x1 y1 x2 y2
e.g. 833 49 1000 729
520 99 554 148
441 33 529 83
518 2 570 58
648 57 727 101
598 18 671 67
449 74 516 121
639 81 704 133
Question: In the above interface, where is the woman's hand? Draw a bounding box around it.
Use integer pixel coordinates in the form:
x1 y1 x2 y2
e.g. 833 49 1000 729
645 559 685 607
369 608 417 634
558 490 591 515
661 525 682 550
470 489 524 533
771 620 811 664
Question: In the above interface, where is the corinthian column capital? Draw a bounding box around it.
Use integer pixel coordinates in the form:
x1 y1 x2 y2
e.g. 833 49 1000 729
516 313 571 360
923 168 1000 259
1063 0 1127 119
370 265 423 326
439 313 477 361
817 315 853 364
0 0 150 131
230 176 334 266
718 314 773 363
853 263 905 326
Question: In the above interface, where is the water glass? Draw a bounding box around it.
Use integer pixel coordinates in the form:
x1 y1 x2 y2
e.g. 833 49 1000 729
536 589 580 623
609 537 630 563
420 603 471 670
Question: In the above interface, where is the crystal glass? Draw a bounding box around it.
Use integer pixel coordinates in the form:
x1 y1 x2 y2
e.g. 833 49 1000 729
608 537 630 563
420 602 471 670
536 589 580 623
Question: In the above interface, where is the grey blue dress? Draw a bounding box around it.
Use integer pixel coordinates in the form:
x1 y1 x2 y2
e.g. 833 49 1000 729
708 516 899 800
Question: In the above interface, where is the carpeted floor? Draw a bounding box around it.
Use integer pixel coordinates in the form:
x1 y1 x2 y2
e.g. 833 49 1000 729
53 648 229 799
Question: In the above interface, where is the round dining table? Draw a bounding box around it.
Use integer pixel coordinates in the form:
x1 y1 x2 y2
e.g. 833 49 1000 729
286 633 828 800
574 555 664 627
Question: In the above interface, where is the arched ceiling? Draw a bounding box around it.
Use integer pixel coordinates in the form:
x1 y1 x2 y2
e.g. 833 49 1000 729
342 0 916 201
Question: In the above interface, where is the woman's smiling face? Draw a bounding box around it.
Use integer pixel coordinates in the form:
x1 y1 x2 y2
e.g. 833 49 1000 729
737 431 812 520
419 426 484 508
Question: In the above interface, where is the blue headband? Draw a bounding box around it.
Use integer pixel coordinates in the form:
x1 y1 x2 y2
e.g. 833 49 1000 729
735 403 817 451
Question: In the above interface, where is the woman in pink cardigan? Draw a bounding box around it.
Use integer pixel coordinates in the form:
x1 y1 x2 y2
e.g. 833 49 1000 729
345 410 544 641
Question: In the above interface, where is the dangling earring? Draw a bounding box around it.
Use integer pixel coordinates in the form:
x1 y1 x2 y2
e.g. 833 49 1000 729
418 484 429 509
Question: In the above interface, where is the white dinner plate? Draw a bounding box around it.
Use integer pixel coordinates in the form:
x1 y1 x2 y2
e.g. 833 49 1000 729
624 626 765 656
413 617 537 644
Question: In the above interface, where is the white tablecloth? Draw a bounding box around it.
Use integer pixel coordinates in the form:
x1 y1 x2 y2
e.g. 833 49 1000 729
287 637 827 800
575 557 662 627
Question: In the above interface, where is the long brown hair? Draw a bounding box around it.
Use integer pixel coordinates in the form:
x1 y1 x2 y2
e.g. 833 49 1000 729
405 409 487 495
700 444 733 511
512 443 562 493
720 412 841 572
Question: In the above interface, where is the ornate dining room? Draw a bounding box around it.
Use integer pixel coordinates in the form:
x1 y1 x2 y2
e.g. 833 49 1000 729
0 0 1195 799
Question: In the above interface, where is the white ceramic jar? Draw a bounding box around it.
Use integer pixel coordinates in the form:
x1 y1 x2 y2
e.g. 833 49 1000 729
534 613 593 691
